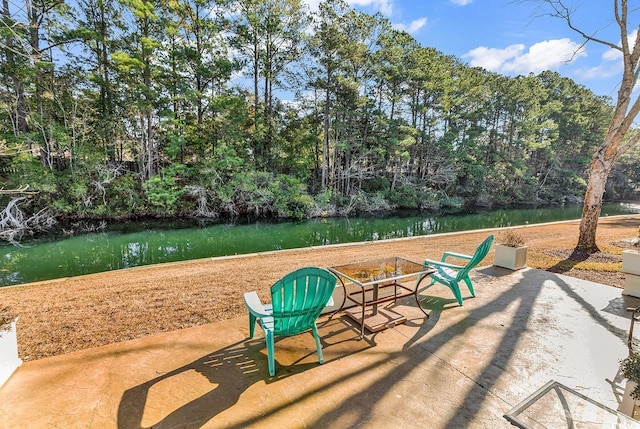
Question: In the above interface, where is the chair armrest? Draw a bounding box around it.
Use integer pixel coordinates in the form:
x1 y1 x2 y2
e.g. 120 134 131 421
424 258 465 270
244 291 271 318
441 251 473 262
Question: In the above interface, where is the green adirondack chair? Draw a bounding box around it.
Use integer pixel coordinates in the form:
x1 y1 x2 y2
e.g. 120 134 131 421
243 266 337 376
423 235 494 306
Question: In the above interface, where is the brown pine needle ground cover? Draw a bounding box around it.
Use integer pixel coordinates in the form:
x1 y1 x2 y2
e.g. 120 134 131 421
1 215 639 362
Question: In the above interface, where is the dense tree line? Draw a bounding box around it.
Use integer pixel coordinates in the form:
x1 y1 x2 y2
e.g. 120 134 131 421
0 0 637 237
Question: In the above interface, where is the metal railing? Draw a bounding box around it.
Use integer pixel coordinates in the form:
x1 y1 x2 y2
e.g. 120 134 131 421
627 304 640 356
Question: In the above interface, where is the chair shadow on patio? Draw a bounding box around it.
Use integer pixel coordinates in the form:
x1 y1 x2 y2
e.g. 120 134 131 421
117 267 633 428
116 316 373 429
401 266 513 341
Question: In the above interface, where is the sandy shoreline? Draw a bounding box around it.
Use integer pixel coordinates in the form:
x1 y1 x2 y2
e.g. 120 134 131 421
1 215 639 361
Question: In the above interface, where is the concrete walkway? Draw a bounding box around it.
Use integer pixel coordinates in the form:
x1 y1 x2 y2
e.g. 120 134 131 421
0 267 637 428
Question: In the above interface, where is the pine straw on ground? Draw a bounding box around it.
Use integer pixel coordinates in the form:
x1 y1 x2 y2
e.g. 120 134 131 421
1 215 639 362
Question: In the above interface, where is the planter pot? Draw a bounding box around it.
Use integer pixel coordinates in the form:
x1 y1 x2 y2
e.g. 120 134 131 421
623 274 640 298
0 318 22 388
494 244 528 270
620 379 639 418
623 250 640 276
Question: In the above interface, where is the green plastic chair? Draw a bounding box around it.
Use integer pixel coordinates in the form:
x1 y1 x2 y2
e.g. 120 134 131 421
243 266 337 376
423 235 494 306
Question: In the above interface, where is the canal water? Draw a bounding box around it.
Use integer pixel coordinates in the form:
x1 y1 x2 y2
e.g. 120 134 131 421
1 203 639 286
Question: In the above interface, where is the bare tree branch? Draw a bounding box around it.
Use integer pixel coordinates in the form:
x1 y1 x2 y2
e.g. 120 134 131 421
543 0 621 51
0 185 36 195
524 0 640 250
0 196 56 245
618 130 640 158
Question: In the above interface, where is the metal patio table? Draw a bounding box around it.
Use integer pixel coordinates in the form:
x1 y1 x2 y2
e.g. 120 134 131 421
328 257 435 337
504 380 640 428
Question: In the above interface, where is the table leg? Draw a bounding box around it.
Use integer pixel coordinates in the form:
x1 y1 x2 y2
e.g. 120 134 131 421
372 284 379 316
360 286 366 338
328 275 348 321
413 273 431 318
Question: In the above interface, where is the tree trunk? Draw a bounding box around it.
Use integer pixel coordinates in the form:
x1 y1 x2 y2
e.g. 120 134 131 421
541 0 640 252
99 0 115 162
2 0 29 134
322 76 331 188
146 110 153 179
142 16 154 179
576 127 622 250
253 30 260 166
577 157 610 251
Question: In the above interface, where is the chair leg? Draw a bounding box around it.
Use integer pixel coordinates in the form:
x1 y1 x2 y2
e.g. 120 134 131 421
311 323 324 364
463 277 475 298
450 282 464 306
248 314 257 338
265 330 275 376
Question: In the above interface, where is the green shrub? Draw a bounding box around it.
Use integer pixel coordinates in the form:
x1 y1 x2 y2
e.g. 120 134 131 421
362 177 390 193
311 189 337 217
106 173 144 215
363 192 394 212
384 183 418 209
439 195 465 210
621 354 640 399
221 171 313 219
269 175 314 219
10 153 57 194
143 170 185 214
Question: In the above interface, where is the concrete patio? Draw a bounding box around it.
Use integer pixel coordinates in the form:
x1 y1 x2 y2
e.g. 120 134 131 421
0 266 638 428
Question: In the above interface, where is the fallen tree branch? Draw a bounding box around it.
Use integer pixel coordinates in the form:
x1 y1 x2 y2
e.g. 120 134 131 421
0 185 37 195
0 197 56 245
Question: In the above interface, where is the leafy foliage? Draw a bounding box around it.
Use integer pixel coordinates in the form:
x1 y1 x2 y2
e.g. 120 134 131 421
142 167 187 214
0 0 636 238
621 354 640 399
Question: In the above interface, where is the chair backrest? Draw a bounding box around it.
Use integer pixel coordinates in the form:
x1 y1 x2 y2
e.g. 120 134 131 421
270 267 337 336
456 235 494 281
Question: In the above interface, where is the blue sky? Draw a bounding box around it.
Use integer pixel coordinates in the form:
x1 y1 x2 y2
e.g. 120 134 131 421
305 0 637 99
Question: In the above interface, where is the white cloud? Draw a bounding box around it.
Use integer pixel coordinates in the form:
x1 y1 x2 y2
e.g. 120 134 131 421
575 62 622 81
463 45 525 71
463 38 586 75
506 39 586 73
302 0 321 12
393 17 427 34
451 0 473 5
602 47 622 62
347 0 393 16
602 29 638 63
